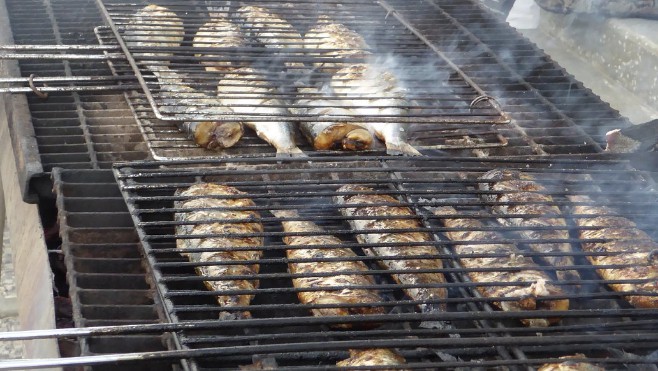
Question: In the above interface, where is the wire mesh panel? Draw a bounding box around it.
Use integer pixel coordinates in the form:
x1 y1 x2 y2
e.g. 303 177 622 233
114 156 658 370
94 0 508 127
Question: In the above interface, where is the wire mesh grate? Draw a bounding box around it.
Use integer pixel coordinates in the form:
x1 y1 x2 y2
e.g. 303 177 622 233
114 156 658 370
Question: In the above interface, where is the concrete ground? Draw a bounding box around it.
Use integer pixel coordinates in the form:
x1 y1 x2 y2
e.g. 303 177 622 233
0 222 23 359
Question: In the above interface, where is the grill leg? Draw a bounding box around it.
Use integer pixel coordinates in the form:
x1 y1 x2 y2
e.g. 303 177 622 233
0 174 17 318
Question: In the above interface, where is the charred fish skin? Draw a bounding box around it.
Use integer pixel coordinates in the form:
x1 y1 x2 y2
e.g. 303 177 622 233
336 349 409 370
435 206 569 327
330 64 420 156
272 209 385 327
125 4 184 74
294 86 373 151
477 169 580 283
193 17 248 73
568 194 658 309
217 67 304 157
334 184 447 313
304 15 371 73
234 5 305 70
538 354 605 371
175 183 264 319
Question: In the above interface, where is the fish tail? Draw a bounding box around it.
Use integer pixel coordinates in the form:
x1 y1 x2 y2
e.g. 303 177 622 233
270 209 298 218
386 141 422 156
276 147 307 157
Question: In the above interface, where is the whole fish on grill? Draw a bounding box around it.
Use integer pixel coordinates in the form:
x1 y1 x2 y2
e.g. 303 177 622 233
538 354 605 371
234 5 305 70
175 183 263 319
435 206 569 327
477 169 580 283
291 86 373 151
156 70 243 150
217 67 304 157
336 349 408 370
193 17 248 73
125 4 184 74
330 64 421 156
272 209 385 327
304 15 371 73
568 193 658 308
334 185 447 313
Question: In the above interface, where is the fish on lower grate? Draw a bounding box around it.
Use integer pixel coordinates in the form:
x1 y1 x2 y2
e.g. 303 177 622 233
435 205 569 327
175 183 264 319
477 169 581 283
334 184 448 313
272 209 385 327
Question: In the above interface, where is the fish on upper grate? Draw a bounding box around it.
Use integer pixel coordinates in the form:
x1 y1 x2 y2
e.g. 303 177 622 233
124 4 184 74
568 193 658 309
336 348 409 370
330 64 421 156
304 15 371 73
193 16 249 73
537 354 605 371
477 169 581 283
333 184 447 313
272 209 385 327
234 5 305 70
291 86 373 151
156 70 244 150
435 206 569 327
175 183 264 319
217 66 304 157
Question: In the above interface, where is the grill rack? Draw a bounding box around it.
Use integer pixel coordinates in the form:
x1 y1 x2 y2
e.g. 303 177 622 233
114 156 658 370
95 0 509 125
94 25 513 160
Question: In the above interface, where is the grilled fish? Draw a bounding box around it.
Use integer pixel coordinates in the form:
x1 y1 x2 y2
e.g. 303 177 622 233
477 169 580 283
330 64 420 156
538 354 605 371
175 183 263 319
334 185 447 312
293 86 373 151
304 16 371 73
235 6 305 69
435 206 569 327
217 67 304 156
568 193 658 308
193 17 248 73
156 71 243 150
337 349 408 370
125 4 184 74
272 209 385 327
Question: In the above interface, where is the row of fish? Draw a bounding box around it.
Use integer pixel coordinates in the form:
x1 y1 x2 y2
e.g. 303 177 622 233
174 173 640 368
125 4 421 156
174 172 657 322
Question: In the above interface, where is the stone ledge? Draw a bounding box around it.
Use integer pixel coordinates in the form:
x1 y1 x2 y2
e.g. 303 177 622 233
538 10 658 108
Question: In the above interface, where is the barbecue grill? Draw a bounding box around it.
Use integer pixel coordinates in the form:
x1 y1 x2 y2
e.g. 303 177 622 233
0 0 656 369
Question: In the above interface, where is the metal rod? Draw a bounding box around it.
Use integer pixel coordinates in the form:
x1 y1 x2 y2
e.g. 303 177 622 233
0 44 119 50
0 53 126 60
0 84 140 93
0 75 134 84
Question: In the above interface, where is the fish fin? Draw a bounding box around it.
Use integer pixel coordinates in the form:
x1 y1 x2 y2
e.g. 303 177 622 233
276 147 307 158
386 141 422 156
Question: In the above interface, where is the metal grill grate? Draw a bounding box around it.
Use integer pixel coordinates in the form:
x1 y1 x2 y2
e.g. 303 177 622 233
52 168 174 370
95 25 513 160
3 0 148 178
95 0 509 127
114 156 658 370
